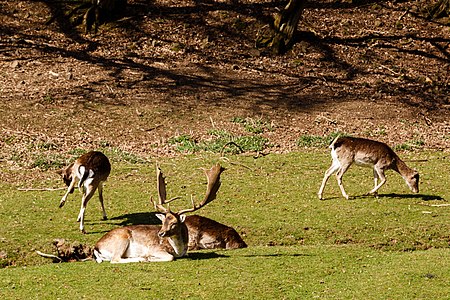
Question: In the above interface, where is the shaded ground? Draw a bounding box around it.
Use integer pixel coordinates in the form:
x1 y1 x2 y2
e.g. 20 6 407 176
0 0 449 174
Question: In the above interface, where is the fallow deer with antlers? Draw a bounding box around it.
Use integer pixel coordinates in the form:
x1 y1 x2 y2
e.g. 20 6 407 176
57 151 111 234
93 163 225 263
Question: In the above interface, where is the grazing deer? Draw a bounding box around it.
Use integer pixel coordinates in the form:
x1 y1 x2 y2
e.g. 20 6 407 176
93 163 225 263
318 136 419 200
57 151 111 234
185 215 247 250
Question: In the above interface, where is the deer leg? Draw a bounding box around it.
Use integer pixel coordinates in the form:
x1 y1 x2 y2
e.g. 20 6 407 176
108 247 146 264
97 182 108 220
373 168 379 189
336 163 352 200
368 168 380 197
147 251 175 262
318 162 340 200
369 166 386 195
77 184 96 234
59 178 77 208
111 257 148 264
109 239 135 264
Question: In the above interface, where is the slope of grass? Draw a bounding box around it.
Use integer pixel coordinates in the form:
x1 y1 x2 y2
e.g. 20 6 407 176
1 151 449 299
1 246 448 299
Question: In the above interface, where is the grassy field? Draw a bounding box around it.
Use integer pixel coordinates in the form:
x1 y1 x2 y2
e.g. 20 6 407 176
1 151 449 299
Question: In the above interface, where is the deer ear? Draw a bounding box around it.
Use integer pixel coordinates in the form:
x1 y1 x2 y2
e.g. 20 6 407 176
155 213 166 222
179 214 186 223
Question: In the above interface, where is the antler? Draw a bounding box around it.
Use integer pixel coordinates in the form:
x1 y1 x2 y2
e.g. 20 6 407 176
156 165 167 204
177 163 225 215
151 165 181 213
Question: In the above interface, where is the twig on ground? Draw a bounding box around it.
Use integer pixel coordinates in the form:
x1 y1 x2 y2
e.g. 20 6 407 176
219 157 253 171
36 251 62 262
210 116 216 128
419 203 450 207
18 187 65 191
220 141 244 157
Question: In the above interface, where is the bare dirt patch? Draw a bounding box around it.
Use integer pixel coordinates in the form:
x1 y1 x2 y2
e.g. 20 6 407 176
1 0 449 174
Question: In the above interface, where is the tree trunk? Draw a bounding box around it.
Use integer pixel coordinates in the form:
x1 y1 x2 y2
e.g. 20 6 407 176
270 0 306 54
85 0 127 33
427 0 450 19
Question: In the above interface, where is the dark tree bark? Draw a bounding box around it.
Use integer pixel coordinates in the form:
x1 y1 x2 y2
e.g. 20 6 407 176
270 0 306 54
427 0 450 19
44 0 127 33
85 0 127 33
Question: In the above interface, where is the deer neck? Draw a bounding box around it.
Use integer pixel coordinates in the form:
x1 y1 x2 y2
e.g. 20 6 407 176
393 158 413 178
167 225 188 257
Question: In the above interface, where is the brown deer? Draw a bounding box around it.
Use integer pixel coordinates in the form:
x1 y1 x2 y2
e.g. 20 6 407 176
318 136 419 200
57 151 111 234
93 163 225 263
184 215 247 250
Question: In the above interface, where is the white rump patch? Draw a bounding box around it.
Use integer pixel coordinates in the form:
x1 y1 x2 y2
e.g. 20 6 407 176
77 166 95 180
77 165 86 179
330 148 341 168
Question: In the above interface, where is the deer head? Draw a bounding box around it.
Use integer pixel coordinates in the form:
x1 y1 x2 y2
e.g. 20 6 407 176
151 163 225 239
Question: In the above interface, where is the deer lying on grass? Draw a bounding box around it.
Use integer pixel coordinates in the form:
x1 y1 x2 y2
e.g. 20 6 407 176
93 163 225 263
57 151 111 234
185 215 247 250
318 136 419 200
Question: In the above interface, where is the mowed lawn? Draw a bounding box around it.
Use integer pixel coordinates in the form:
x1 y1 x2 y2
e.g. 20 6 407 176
1 151 449 299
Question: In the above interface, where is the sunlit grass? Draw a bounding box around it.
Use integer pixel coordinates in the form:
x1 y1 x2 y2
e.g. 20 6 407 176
0 151 449 298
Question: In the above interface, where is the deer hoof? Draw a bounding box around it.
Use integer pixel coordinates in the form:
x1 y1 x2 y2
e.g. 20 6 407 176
367 191 378 197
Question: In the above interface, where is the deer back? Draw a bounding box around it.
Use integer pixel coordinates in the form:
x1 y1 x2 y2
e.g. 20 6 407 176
184 215 247 250
58 151 111 186
333 137 399 167
75 151 111 182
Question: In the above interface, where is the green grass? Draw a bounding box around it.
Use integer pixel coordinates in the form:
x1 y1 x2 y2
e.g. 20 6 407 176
167 117 273 154
1 151 449 299
1 247 448 299
231 116 273 134
296 132 344 148
3 145 148 171
393 139 426 151
168 130 269 154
